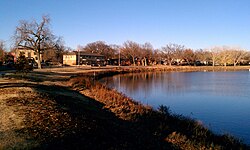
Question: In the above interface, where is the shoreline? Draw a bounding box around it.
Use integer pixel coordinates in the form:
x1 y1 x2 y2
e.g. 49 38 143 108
72 67 250 148
1 65 249 149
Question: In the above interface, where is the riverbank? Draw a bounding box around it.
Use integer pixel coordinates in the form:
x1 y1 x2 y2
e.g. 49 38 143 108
0 66 249 149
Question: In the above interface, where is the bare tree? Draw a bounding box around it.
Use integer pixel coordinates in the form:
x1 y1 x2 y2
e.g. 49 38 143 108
140 42 153 66
173 45 185 65
181 49 196 65
208 46 248 66
210 47 221 67
121 41 140 66
245 52 250 64
195 49 211 65
109 44 120 57
109 44 120 65
42 38 65 63
162 43 184 66
82 41 115 60
229 49 248 66
53 37 65 63
161 44 174 66
14 15 58 69
152 49 162 65
218 47 231 66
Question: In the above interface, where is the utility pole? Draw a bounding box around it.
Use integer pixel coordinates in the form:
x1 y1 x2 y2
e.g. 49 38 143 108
119 48 121 67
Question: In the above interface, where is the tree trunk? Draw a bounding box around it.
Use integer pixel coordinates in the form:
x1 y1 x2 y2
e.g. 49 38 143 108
234 60 239 66
141 59 144 66
186 59 190 66
234 59 239 67
144 57 147 66
37 51 42 69
132 57 135 66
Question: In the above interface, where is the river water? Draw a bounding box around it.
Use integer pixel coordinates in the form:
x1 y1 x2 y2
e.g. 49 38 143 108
102 71 250 144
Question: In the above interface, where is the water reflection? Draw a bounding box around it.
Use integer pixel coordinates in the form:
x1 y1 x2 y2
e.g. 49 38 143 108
102 71 250 144
103 71 250 98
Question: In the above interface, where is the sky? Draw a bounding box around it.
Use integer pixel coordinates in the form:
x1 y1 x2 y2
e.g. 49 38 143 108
1 0 250 50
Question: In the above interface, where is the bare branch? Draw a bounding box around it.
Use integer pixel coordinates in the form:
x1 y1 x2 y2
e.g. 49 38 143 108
13 15 58 69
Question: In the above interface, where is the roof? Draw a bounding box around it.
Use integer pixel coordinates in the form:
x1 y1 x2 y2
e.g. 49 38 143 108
64 52 76 55
72 51 104 57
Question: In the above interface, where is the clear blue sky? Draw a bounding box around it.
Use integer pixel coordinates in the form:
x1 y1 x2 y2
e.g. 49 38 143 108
1 0 250 50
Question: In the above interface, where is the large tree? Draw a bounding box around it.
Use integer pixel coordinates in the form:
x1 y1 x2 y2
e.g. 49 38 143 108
219 47 232 66
181 49 196 65
82 41 116 60
14 15 59 69
195 49 211 65
228 49 248 66
152 49 162 65
162 43 184 66
140 42 154 66
43 37 65 63
210 47 221 67
121 41 140 66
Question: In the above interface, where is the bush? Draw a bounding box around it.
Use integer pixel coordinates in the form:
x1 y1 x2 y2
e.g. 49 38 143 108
15 53 33 73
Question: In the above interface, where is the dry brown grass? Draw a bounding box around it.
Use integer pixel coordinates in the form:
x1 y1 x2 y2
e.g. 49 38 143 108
0 81 87 149
0 87 40 149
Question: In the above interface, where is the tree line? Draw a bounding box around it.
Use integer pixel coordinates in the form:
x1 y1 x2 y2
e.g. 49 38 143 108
77 41 250 67
1 16 250 69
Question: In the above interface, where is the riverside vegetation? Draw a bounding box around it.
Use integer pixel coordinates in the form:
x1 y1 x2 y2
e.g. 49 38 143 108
0 66 249 149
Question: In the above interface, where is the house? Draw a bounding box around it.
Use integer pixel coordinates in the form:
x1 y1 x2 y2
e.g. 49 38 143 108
15 47 42 63
63 51 105 66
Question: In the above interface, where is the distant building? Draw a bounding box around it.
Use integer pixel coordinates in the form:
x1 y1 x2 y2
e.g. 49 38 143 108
63 53 77 65
63 51 105 66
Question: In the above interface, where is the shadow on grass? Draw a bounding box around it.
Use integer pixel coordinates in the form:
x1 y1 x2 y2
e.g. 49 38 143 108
1 82 175 149
5 71 71 82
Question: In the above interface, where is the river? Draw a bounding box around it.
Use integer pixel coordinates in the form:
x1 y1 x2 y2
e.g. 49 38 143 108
101 70 250 144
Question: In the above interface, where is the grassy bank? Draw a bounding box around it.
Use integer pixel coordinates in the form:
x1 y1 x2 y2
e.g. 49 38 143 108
70 72 249 150
1 66 249 149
